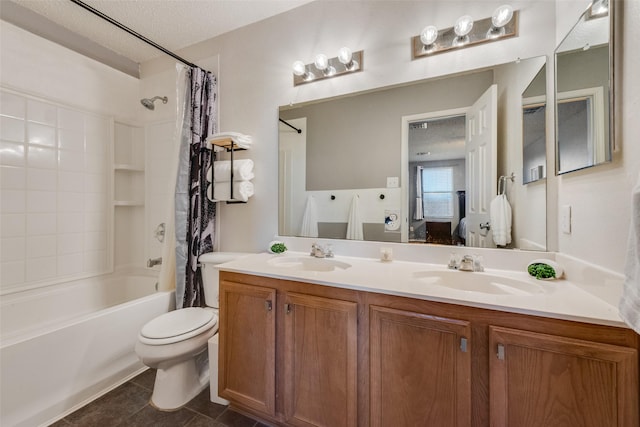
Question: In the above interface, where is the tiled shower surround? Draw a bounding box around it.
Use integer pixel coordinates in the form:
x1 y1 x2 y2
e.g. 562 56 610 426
0 90 111 292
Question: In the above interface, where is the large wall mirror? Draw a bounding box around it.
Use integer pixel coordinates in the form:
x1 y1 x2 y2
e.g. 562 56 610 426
555 0 612 175
279 56 547 251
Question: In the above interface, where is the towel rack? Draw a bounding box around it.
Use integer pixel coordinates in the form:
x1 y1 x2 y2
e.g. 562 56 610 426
207 137 248 204
498 173 515 195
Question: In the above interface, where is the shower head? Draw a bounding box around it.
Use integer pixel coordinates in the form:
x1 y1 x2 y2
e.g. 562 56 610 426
140 96 168 110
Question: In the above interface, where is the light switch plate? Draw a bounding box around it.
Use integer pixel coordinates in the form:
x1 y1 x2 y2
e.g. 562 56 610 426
386 177 399 188
561 205 571 234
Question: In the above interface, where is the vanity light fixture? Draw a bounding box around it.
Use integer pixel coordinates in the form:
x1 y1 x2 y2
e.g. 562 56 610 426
412 5 518 59
292 47 364 86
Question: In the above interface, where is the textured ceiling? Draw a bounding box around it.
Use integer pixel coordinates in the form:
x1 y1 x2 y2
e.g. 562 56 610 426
4 0 313 64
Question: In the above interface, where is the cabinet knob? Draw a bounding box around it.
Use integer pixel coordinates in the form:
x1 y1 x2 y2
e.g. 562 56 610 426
265 300 273 311
285 303 292 314
460 337 468 353
497 343 505 360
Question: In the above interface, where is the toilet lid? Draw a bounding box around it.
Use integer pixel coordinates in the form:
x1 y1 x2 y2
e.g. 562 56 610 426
141 307 217 341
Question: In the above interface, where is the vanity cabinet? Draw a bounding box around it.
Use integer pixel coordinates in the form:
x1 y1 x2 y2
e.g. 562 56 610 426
369 306 471 427
219 272 639 427
219 274 359 427
489 326 639 427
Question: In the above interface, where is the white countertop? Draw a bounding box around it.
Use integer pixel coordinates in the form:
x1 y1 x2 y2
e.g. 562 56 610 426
217 251 627 328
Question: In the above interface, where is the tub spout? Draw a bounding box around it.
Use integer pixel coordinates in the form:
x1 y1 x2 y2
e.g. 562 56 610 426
147 257 162 268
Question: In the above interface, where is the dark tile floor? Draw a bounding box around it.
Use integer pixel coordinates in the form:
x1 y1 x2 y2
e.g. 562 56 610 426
50 369 267 427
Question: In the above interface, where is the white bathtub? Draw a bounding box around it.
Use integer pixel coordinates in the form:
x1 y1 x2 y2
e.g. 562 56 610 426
0 271 175 427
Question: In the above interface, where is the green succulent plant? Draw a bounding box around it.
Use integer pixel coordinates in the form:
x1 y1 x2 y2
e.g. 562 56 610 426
528 263 556 280
270 242 287 254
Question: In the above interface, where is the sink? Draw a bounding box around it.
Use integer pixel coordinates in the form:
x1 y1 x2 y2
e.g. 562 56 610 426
412 270 548 296
268 256 352 272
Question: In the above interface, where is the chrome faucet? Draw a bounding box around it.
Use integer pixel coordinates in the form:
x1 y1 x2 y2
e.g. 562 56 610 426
310 243 334 258
448 254 484 272
147 257 162 268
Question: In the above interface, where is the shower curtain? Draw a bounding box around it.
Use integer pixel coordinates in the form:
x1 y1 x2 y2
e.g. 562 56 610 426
175 66 218 308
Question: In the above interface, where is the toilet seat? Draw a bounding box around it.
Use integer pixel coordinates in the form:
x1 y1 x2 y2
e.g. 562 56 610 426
139 307 217 345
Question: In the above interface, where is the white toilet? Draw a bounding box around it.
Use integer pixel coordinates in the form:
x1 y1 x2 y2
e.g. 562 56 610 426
135 252 246 410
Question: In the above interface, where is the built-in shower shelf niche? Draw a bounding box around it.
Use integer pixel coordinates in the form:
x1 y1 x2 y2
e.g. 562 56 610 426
113 122 145 207
114 164 144 172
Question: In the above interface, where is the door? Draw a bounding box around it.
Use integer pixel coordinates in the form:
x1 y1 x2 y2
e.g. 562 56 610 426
465 84 497 248
219 280 276 416
369 305 472 427
283 292 358 427
279 118 307 236
490 326 639 427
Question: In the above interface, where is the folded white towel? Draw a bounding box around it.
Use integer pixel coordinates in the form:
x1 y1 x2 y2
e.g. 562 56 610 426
206 159 254 183
346 195 364 240
619 172 640 334
209 132 253 149
300 196 318 238
207 181 254 202
490 194 512 246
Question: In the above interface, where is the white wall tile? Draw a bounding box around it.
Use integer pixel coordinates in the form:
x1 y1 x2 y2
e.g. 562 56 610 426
83 172 107 194
26 235 56 258
25 256 56 282
57 212 83 233
1 261 25 287
27 168 57 191
1 190 25 213
0 116 25 142
58 171 84 192
26 190 57 213
84 211 106 232
1 236 25 262
0 142 25 167
84 193 107 213
1 166 25 189
85 132 109 154
27 122 56 147
57 192 84 212
83 250 107 273
27 146 57 169
57 108 84 130
26 213 57 236
57 253 83 276
1 214 26 237
85 116 109 136
84 231 106 251
1 92 26 119
58 149 84 172
84 152 107 173
57 233 83 254
27 99 57 125
58 129 84 151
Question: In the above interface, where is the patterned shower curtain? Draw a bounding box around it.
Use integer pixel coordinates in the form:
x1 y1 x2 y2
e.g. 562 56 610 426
175 67 218 308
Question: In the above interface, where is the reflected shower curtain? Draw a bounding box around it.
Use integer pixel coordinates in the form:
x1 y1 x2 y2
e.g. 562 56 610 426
175 66 218 308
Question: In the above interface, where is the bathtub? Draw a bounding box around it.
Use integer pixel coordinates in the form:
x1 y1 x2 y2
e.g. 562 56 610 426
0 270 174 427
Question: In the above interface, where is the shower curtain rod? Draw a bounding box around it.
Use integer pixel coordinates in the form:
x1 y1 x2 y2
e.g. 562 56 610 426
279 118 302 134
69 0 204 71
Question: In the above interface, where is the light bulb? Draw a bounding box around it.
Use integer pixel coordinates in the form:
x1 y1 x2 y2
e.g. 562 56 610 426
491 5 513 28
338 47 352 65
420 25 438 46
292 60 306 76
454 15 474 37
314 54 329 71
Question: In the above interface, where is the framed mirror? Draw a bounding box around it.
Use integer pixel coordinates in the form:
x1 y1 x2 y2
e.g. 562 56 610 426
279 56 547 250
555 0 612 175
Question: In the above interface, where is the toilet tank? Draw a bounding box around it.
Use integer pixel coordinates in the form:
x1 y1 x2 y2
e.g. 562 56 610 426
198 252 248 308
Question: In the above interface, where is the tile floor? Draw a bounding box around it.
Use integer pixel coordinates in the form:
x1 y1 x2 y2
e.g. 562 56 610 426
50 369 267 427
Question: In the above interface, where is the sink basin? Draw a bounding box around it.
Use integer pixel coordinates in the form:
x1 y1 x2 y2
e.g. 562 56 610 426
268 256 352 272
413 270 548 296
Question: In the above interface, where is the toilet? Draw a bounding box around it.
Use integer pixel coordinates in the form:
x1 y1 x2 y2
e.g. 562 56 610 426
135 252 246 410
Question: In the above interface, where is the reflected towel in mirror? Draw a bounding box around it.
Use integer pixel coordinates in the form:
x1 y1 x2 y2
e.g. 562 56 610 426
620 172 640 334
300 195 318 237
346 195 363 240
490 194 512 246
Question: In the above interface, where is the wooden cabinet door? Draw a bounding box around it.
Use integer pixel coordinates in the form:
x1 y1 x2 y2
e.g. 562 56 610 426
490 326 639 427
369 305 472 427
219 280 276 416
283 292 358 427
